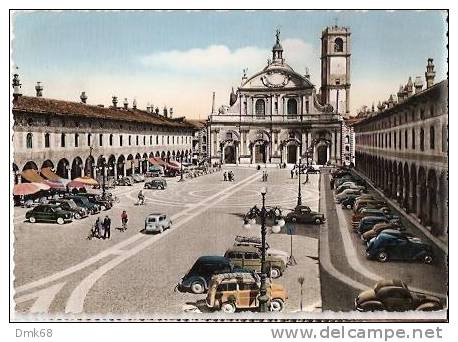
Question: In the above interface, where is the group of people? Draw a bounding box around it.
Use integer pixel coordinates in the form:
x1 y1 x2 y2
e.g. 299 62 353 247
278 162 287 169
91 215 112 239
261 170 268 182
137 190 145 205
223 171 235 182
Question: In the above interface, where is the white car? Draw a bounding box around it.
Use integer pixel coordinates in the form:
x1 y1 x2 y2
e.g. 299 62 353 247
233 235 289 265
144 213 172 233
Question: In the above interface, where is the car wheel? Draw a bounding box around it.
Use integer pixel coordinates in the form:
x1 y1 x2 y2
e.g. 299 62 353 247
221 302 236 313
346 204 352 209
159 226 164 234
74 213 81 220
56 217 64 225
377 251 389 263
29 216 36 223
270 299 284 312
360 301 384 311
270 267 282 279
423 255 433 264
416 302 442 311
190 281 205 294
314 217 322 225
101 205 106 211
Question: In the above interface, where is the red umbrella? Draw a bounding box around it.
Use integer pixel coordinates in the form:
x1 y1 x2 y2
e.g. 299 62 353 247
13 183 41 196
67 180 88 188
43 180 66 190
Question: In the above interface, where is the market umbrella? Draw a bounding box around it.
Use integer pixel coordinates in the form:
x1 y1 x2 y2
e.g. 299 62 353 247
67 180 88 188
13 183 41 196
73 176 99 186
43 180 66 190
33 182 51 191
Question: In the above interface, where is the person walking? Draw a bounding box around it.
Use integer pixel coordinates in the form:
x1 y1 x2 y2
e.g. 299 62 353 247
96 217 104 238
103 215 111 239
290 169 294 179
223 171 227 182
121 210 128 231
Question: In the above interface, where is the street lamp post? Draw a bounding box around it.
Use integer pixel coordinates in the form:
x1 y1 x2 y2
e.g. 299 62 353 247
179 154 184 182
242 187 285 313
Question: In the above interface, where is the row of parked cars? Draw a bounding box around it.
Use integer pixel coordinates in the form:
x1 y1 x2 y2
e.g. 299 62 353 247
332 168 435 264
25 193 114 225
177 236 289 313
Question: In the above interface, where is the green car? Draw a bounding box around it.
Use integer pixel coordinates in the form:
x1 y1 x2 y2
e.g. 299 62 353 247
25 204 73 225
224 245 286 279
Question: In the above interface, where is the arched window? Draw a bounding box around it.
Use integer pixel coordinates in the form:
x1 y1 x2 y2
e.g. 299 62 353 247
128 135 131 146
61 133 66 147
150 136 153 145
109 134 113 146
75 133 79 147
404 130 408 149
255 99 265 116
44 133 50 148
136 135 139 145
442 124 448 152
173 136 175 144
87 133 92 146
26 133 33 149
156 136 159 145
420 128 425 151
167 136 170 145
99 134 103 146
398 130 402 150
430 125 435 150
287 98 298 115
334 38 344 52
412 128 415 149
120 135 123 147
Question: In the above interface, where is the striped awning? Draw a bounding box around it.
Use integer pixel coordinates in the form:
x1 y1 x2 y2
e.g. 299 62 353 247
149 157 167 166
21 169 45 183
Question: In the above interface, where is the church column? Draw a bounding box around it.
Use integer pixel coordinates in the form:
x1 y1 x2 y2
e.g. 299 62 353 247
270 95 274 116
251 97 255 116
283 96 287 116
302 95 306 114
330 131 335 163
336 129 341 165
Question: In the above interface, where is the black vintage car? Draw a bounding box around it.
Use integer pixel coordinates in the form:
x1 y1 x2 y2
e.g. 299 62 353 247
48 199 88 219
366 232 434 264
25 204 73 225
63 195 100 215
285 205 325 225
144 179 167 190
117 176 133 186
75 193 112 211
164 168 180 177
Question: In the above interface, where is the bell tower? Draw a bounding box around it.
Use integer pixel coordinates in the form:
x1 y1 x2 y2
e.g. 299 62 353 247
320 25 351 118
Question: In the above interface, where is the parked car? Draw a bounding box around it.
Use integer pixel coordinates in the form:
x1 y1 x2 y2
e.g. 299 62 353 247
336 184 365 195
206 272 287 313
234 235 289 265
164 168 180 177
117 176 133 186
63 195 100 215
366 232 434 263
351 207 399 228
355 279 442 311
177 256 250 294
340 195 360 209
305 165 320 174
48 199 88 219
364 228 412 245
224 245 286 278
285 205 325 225
76 193 113 211
357 216 391 234
132 174 145 183
25 204 73 225
144 213 172 233
353 199 387 213
147 166 163 177
335 189 364 203
361 222 405 242
144 178 167 190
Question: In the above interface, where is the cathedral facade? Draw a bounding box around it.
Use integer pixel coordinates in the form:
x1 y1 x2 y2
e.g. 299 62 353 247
208 26 351 166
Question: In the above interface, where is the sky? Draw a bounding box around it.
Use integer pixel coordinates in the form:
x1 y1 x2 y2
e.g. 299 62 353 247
11 10 448 119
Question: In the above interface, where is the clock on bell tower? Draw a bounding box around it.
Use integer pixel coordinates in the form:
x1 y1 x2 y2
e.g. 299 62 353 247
320 25 351 118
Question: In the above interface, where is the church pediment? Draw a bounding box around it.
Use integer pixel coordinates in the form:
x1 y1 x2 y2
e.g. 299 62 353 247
241 66 313 90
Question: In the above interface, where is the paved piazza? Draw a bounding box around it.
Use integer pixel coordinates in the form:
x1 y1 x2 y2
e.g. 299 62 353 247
13 167 322 317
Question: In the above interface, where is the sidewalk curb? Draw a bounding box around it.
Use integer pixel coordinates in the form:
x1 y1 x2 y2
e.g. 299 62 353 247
352 169 447 253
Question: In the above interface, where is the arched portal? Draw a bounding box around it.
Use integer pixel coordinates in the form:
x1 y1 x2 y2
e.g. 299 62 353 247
224 145 236 164
41 160 54 170
107 155 116 177
253 142 267 164
117 155 125 179
126 154 134 176
287 144 297 164
71 157 83 179
56 158 70 179
410 164 417 215
134 153 141 174
84 155 95 178
317 145 327 165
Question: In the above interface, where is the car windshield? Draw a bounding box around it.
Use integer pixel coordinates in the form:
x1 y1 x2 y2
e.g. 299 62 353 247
148 217 156 223
66 200 78 209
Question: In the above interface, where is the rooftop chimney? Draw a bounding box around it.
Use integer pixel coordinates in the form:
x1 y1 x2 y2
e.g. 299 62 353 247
163 106 168 118
414 76 424 94
155 107 159 115
406 77 414 97
123 98 128 110
211 91 215 114
12 72 22 100
169 107 173 118
425 58 436 88
112 96 118 108
35 81 43 97
305 67 310 80
132 98 137 109
80 91 88 104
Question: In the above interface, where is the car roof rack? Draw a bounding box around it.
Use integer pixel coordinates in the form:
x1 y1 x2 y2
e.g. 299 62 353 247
235 235 262 243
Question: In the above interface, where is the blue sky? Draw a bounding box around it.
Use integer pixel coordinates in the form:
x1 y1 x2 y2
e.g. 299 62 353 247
12 10 448 119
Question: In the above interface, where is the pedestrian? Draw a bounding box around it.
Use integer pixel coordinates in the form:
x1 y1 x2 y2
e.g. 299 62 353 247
295 169 298 177
265 172 268 182
98 216 105 238
94 217 102 238
121 210 128 231
330 178 335 190
103 215 111 239
229 171 234 182
223 171 227 181
290 169 294 179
